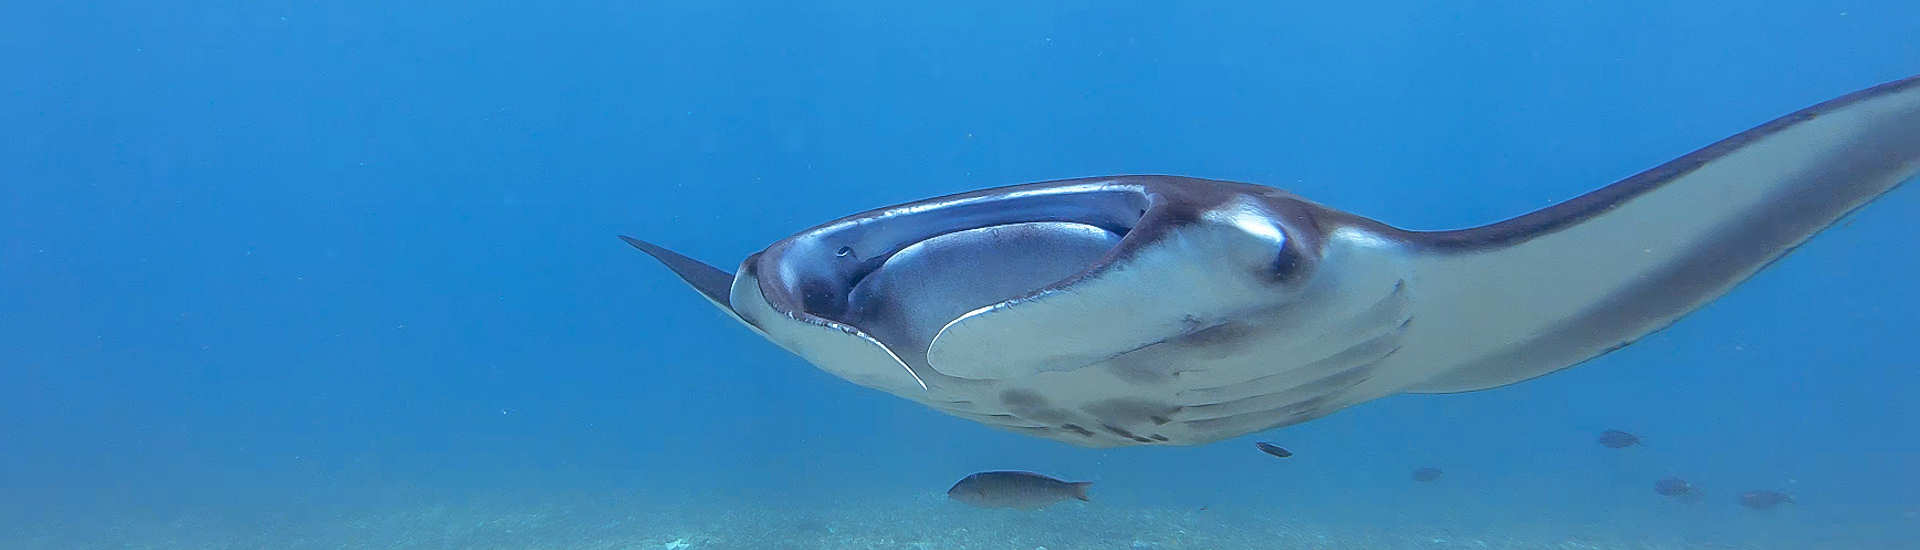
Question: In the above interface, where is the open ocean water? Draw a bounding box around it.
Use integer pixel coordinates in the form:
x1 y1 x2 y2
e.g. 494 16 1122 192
5 2 1919 549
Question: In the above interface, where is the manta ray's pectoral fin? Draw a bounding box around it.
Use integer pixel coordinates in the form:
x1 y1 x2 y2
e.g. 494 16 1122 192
619 235 736 311
1399 74 1920 394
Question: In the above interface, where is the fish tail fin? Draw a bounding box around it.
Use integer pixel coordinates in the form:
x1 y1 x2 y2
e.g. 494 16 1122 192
1070 481 1093 501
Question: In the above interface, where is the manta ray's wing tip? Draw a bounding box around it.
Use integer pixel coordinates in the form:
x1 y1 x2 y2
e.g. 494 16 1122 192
617 235 696 264
616 234 652 251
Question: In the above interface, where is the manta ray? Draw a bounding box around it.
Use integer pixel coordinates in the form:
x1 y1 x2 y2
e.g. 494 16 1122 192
624 75 1919 448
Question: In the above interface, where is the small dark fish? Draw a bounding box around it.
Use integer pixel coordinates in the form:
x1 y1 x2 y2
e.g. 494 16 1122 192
1654 477 1694 497
1254 442 1293 459
1412 467 1443 482
1597 429 1641 448
947 471 1091 510
1738 490 1794 510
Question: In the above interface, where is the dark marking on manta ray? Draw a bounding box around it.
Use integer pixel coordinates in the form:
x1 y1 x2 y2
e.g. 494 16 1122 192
996 389 1075 424
1060 424 1095 437
1149 434 1169 441
1000 389 1046 408
1103 355 1177 386
1022 407 1071 424
1082 398 1181 427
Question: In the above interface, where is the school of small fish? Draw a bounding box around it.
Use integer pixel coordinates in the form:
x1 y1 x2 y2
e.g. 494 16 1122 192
945 428 1797 512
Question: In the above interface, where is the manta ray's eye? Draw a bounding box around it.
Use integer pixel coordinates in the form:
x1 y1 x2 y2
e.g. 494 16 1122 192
835 246 854 258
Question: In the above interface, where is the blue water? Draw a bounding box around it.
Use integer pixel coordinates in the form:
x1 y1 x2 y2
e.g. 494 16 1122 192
5 2 1917 548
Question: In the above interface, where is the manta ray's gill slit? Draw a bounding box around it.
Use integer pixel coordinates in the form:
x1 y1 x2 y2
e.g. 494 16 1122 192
1099 423 1158 444
1178 336 1403 404
1163 290 1410 392
1099 276 1410 388
939 409 1050 429
1178 399 1331 435
1172 365 1377 422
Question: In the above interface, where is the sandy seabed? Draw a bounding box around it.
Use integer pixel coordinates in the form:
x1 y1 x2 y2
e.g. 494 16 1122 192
3 486 1907 550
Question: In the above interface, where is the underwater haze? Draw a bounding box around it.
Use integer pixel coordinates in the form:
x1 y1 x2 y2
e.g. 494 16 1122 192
5 1 1919 548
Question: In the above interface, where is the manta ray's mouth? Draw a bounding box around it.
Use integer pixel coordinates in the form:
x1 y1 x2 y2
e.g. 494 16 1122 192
750 185 1154 368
